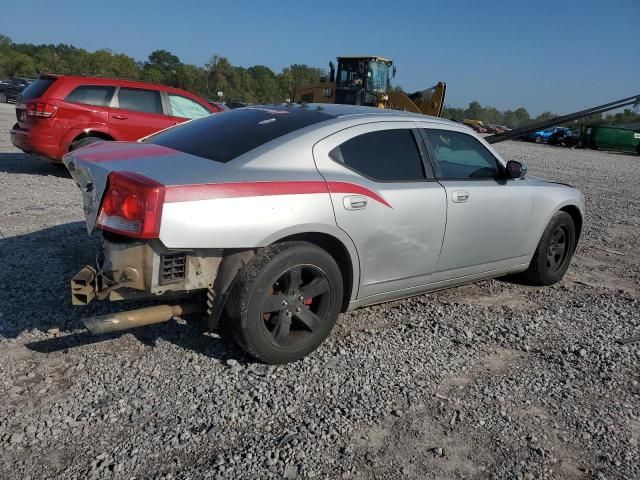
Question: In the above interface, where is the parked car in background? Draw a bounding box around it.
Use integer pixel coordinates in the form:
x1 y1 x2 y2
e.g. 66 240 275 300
463 119 488 133
64 104 584 364
561 129 581 148
226 101 251 109
522 127 570 144
207 100 229 111
486 124 505 134
0 77 35 103
10 74 222 162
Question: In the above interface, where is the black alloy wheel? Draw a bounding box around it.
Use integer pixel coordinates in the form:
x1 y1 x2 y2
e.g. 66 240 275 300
260 264 332 348
226 241 343 364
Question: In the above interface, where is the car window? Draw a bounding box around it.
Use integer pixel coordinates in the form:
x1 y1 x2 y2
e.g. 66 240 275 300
20 78 55 100
423 129 499 179
168 94 210 119
66 85 115 107
147 106 333 163
329 129 425 182
117 87 163 114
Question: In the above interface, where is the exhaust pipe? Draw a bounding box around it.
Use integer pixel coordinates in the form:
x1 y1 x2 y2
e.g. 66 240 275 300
82 303 202 335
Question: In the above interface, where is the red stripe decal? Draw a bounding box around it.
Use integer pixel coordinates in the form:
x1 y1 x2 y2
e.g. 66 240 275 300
75 144 176 163
164 181 391 208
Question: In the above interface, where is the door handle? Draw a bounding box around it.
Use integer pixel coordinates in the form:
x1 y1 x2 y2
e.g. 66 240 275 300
452 190 469 203
112 114 128 120
343 195 368 210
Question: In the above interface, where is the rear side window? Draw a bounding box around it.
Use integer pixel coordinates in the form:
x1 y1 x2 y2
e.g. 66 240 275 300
168 94 211 119
117 87 163 114
147 107 334 163
65 85 115 107
20 78 55 100
329 129 425 181
423 129 499 179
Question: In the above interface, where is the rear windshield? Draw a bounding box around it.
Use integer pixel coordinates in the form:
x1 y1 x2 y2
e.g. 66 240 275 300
20 78 56 100
147 107 334 163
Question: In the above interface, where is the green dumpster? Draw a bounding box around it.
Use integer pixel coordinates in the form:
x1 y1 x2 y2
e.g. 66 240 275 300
581 124 640 154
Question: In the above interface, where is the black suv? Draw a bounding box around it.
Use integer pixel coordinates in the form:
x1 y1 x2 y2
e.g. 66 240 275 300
0 77 35 103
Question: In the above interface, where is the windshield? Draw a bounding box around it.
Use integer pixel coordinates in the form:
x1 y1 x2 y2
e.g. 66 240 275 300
336 59 390 94
147 106 334 163
366 61 389 94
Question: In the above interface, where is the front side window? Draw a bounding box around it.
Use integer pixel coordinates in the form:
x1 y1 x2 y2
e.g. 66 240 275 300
66 85 115 107
117 87 163 114
423 129 499 179
329 129 425 182
168 94 211 119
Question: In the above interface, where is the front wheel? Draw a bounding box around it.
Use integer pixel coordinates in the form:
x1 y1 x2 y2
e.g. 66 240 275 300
522 211 576 285
226 241 343 364
0 92 6 103
534 135 543 144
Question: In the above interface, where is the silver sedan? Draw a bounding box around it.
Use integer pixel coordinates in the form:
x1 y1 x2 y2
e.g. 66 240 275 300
65 104 584 363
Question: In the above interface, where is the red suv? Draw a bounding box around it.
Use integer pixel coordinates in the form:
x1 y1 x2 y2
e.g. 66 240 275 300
10 74 221 162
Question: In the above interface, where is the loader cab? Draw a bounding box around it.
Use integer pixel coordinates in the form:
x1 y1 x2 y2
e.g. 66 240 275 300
334 56 393 107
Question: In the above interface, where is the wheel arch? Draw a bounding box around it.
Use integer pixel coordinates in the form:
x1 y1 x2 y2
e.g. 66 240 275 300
274 231 356 312
207 230 360 330
559 204 583 243
66 129 114 152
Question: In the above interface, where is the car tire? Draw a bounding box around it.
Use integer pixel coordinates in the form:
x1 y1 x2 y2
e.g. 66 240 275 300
535 136 543 144
69 136 105 151
226 241 343 364
522 211 576 286
0 92 6 103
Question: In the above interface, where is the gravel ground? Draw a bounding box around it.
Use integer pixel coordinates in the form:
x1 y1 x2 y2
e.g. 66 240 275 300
0 102 638 480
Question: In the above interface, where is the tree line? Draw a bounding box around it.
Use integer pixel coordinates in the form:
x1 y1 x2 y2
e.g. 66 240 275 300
1 34 637 127
0 34 324 103
443 100 639 129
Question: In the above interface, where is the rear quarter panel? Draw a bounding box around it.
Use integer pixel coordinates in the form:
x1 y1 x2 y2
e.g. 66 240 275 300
153 138 347 249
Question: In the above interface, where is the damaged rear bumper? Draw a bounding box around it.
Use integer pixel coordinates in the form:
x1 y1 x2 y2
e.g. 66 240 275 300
71 238 222 305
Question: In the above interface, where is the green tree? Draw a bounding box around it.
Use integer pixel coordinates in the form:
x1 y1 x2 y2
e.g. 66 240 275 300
279 64 325 100
248 65 278 103
143 49 181 85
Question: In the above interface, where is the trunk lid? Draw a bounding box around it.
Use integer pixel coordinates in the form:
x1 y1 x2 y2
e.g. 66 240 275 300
64 141 227 233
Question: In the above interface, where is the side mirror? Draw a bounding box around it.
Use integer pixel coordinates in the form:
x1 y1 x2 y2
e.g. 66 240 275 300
506 160 527 179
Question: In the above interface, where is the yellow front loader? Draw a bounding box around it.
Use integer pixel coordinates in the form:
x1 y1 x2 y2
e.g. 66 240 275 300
294 56 447 117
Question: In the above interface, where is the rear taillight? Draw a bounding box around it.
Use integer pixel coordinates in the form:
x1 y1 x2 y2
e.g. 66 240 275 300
97 172 165 238
27 102 57 118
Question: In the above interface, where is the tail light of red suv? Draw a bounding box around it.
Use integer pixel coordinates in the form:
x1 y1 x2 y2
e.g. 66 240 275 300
26 101 58 118
97 172 166 238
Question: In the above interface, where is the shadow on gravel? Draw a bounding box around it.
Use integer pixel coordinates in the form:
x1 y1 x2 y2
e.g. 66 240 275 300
0 152 71 178
1 221 249 363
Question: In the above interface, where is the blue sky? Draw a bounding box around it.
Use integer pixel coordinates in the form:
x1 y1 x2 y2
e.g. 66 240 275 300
2 0 638 115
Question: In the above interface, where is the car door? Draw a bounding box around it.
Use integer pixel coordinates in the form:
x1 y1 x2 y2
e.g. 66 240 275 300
110 87 172 141
419 126 533 279
313 122 447 299
166 92 213 124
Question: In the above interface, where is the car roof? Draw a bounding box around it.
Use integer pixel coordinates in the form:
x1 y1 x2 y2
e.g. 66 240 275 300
254 103 458 127
37 73 211 101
